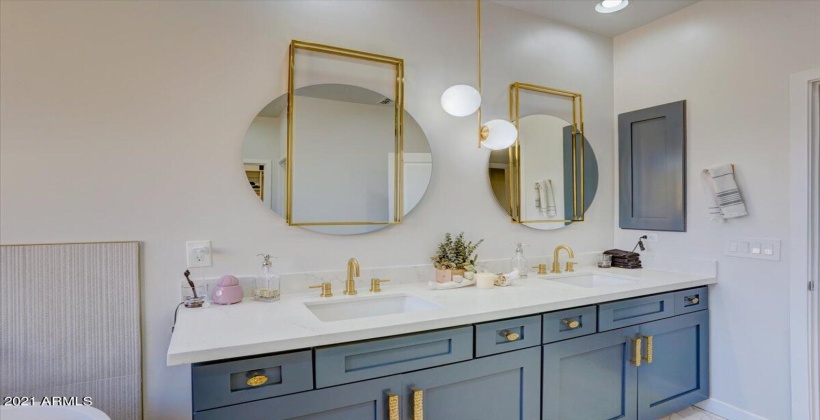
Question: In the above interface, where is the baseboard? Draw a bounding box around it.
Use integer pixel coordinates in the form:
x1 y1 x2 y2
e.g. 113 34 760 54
697 398 768 420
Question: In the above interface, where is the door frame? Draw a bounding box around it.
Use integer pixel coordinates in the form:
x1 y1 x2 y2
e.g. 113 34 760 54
388 152 432 220
789 67 820 420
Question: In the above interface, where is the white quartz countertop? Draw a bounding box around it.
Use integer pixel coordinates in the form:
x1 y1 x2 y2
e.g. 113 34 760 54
167 267 717 365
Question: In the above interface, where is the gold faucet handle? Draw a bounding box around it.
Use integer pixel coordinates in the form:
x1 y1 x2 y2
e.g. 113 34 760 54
370 278 390 293
565 261 578 272
532 264 547 275
309 282 333 297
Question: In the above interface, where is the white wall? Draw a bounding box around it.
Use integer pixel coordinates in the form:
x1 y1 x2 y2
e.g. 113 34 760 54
295 96 394 224
0 1 614 418
614 2 820 419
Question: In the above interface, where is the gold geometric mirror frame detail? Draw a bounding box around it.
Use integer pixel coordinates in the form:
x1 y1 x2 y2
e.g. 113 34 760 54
286 40 405 226
509 82 585 224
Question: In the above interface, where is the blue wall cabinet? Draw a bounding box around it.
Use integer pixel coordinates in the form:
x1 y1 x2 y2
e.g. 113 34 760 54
637 311 709 420
542 327 640 420
192 376 401 420
402 347 541 420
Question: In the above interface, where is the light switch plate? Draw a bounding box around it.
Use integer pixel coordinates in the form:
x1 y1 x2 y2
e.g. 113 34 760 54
725 237 781 261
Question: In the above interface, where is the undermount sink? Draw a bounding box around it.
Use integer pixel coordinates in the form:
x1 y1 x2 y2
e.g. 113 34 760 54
305 293 442 322
546 274 636 288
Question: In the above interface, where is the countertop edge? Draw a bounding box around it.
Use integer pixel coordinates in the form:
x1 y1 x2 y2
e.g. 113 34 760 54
167 276 716 366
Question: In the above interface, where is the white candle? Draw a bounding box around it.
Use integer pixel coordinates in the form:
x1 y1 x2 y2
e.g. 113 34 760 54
476 273 496 289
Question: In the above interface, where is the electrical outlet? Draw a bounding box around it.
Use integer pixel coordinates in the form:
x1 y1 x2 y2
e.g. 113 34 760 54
186 240 212 268
643 233 659 243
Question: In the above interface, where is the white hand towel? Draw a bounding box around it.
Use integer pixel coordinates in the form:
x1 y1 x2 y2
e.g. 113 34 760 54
539 180 549 217
700 170 724 222
704 164 748 219
545 179 557 217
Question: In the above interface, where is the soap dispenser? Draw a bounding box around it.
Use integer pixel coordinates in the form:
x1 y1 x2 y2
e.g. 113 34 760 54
254 254 280 303
511 243 529 278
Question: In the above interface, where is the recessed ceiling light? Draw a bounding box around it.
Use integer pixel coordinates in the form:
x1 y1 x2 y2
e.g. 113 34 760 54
595 0 629 14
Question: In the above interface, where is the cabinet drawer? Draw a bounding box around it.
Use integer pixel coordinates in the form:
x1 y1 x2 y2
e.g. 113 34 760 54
315 326 473 388
475 315 541 357
598 292 675 331
542 306 597 344
675 287 708 315
192 350 312 412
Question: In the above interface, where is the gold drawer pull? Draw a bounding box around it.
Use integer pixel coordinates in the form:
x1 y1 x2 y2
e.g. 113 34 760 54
246 375 268 387
388 393 400 420
412 389 424 420
685 296 700 304
562 319 580 329
501 330 520 341
630 337 642 367
642 335 654 364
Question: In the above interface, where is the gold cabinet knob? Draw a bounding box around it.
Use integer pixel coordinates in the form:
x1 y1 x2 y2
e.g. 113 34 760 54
502 330 520 341
686 296 700 304
562 319 580 329
370 278 390 293
246 375 268 387
309 282 333 297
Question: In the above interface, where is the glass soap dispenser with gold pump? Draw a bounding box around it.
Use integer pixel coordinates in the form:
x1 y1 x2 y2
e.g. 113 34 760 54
511 243 529 278
254 254 280 302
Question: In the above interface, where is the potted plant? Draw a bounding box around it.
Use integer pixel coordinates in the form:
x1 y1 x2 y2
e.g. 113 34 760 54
431 232 484 283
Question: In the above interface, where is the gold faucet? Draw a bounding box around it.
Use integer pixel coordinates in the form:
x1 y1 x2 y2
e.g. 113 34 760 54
551 245 575 274
345 258 359 295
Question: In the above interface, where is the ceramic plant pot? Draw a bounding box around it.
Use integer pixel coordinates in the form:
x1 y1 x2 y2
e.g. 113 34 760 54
435 268 466 283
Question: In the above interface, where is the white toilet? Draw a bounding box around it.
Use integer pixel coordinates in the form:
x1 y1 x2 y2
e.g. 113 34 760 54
0 404 110 420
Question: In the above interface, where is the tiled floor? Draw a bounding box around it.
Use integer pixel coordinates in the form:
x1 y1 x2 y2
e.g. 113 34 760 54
660 406 727 420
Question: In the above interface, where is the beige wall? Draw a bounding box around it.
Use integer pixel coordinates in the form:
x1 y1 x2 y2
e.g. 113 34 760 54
614 2 820 419
0 1 614 418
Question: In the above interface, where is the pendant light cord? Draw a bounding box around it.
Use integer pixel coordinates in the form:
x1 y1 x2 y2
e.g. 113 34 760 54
476 0 483 147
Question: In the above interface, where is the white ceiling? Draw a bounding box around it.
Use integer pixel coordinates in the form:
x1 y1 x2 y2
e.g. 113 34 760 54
493 0 700 37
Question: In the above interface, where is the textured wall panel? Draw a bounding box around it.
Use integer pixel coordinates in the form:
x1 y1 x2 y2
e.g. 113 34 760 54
0 242 141 419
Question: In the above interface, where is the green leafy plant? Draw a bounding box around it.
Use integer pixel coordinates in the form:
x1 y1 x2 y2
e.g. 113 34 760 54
431 232 484 272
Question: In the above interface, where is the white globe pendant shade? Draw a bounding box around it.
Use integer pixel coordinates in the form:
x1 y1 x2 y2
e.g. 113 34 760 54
481 119 518 150
441 84 482 117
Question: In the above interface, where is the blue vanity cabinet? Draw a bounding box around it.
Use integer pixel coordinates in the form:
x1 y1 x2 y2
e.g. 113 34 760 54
637 310 709 420
402 347 541 420
543 290 710 420
542 327 640 420
192 376 401 420
190 287 710 420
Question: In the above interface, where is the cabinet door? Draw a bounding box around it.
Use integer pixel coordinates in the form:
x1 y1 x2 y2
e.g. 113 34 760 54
637 310 709 420
401 347 540 420
543 326 640 420
193 376 401 420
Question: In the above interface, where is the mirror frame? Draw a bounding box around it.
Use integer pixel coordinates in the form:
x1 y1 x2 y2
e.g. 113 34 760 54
286 40 406 227
508 82 585 225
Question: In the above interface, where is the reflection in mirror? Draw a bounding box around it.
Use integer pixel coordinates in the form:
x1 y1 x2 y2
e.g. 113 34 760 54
489 114 598 231
241 84 432 235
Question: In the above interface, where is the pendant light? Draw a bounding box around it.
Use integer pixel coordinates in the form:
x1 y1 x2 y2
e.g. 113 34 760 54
440 0 518 150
